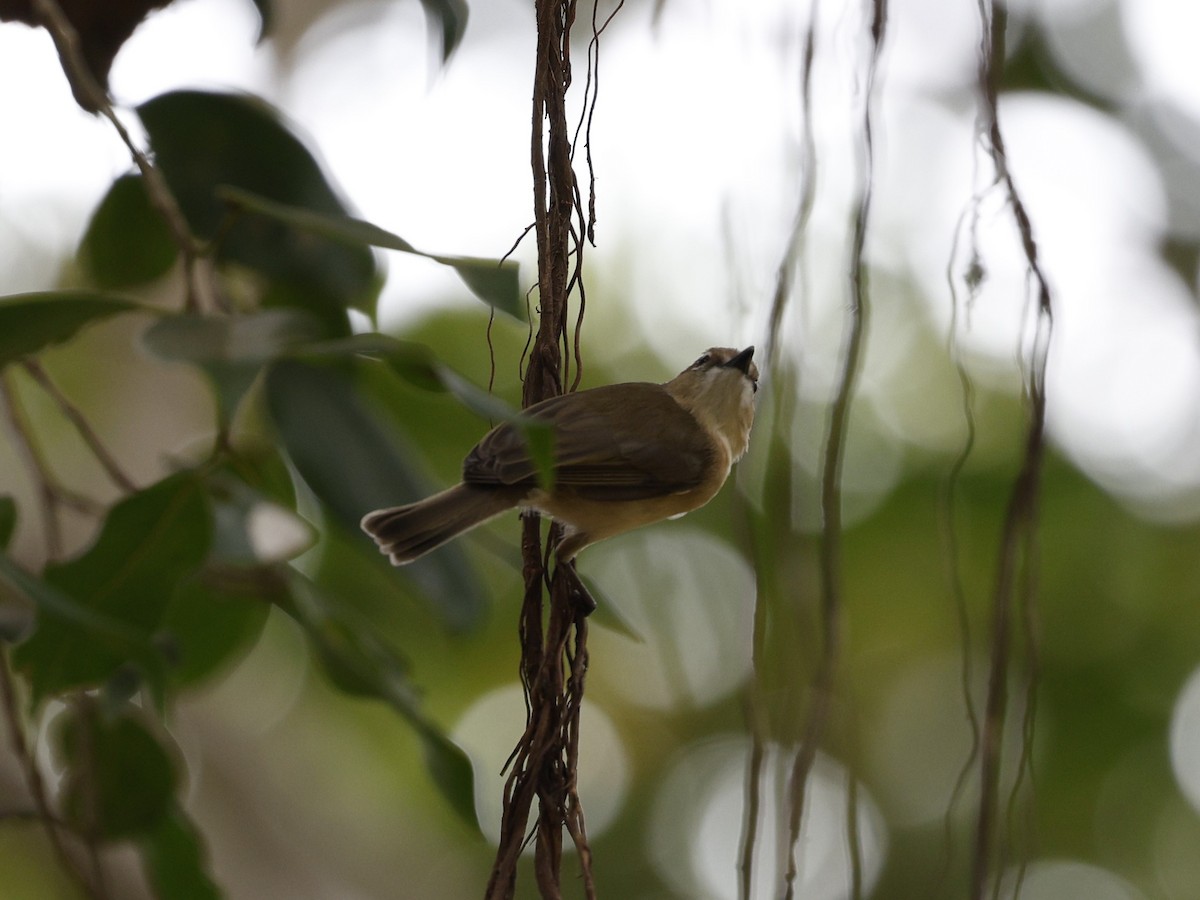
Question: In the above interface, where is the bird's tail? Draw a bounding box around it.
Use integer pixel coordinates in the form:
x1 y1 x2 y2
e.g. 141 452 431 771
361 484 521 564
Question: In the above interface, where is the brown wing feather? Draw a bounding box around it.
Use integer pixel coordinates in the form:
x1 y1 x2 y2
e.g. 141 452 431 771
462 383 713 499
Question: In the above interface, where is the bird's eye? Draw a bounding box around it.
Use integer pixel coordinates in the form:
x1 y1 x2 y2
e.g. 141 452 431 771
692 353 712 369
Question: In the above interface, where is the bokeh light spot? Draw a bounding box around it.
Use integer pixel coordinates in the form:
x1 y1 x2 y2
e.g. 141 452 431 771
650 737 887 900
454 684 629 846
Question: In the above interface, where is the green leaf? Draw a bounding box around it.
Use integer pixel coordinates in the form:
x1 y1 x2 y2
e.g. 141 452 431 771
138 90 379 333
143 808 221 900
420 0 469 62
0 292 141 367
285 574 479 828
161 569 276 688
415 723 477 828
576 571 645 643
204 473 313 567
218 186 523 321
0 553 156 660
57 704 178 840
12 472 211 701
428 253 522 321
79 173 177 288
142 309 323 424
297 332 555 486
302 333 443 392
0 496 15 550
264 357 488 631
218 186 416 253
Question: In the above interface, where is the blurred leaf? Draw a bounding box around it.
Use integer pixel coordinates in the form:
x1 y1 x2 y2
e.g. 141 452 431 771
143 808 221 900
160 569 276 688
433 364 522 422
297 332 555 487
0 553 157 662
218 186 523 321
12 472 210 702
420 0 469 61
142 309 323 424
218 185 417 252
58 704 178 840
0 496 14 550
285 574 479 828
264 358 428 529
79 173 177 287
264 357 488 631
0 292 140 367
415 722 477 829
138 90 379 333
578 571 645 643
204 472 314 567
302 333 443 392
428 254 521 321
226 444 297 506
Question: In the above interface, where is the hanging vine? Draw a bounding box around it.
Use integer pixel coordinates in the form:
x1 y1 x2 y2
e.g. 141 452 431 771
486 2 618 897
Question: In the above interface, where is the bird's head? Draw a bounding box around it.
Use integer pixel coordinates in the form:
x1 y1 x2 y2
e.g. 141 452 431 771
665 346 759 460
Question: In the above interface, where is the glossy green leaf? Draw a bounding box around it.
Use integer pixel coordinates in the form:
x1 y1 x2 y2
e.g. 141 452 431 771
263 358 488 631
0 292 141 367
57 705 178 840
79 173 177 288
285 574 479 828
143 809 221 900
0 496 15 550
12 472 211 701
138 90 379 332
142 309 323 424
218 186 523 321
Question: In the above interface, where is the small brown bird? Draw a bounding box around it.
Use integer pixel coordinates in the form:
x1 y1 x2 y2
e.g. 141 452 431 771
361 346 758 571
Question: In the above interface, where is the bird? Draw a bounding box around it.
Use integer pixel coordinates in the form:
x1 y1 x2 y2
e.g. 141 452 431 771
361 346 758 584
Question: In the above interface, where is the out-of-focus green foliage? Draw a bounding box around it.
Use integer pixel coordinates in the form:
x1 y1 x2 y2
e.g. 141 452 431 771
0 52 520 892
219 187 524 321
0 292 141 365
79 173 178 289
139 89 380 335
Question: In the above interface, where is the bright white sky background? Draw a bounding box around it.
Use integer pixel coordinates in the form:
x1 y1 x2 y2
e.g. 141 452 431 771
1 1 1199 896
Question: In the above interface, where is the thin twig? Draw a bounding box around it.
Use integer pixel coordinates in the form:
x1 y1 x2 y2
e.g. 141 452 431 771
782 1 888 896
0 649 99 898
21 361 137 494
0 373 106 558
934 181 986 899
738 8 821 891
967 1 1053 897
32 0 205 312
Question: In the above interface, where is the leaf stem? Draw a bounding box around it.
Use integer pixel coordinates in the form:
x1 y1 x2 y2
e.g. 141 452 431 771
32 0 205 313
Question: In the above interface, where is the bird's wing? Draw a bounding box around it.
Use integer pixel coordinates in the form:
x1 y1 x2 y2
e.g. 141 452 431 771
462 383 714 499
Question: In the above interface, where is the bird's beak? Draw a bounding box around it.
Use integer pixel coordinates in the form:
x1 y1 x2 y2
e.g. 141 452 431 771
725 346 755 374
